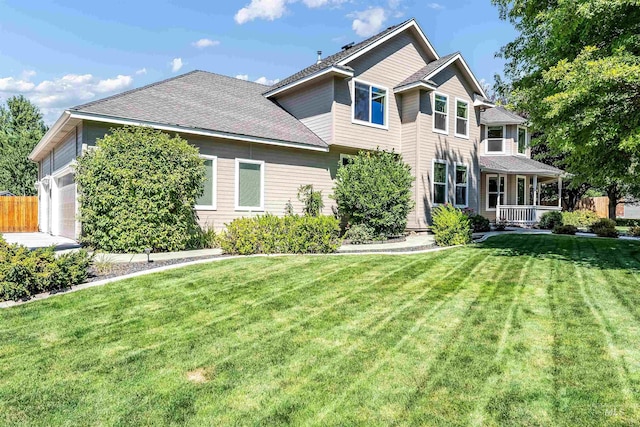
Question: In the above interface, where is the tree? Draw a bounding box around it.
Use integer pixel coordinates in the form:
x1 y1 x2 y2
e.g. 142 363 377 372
493 0 640 218
75 126 205 253
333 150 414 236
0 96 47 195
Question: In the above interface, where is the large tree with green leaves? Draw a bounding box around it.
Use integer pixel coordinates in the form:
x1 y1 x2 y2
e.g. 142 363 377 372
493 0 640 218
0 95 47 195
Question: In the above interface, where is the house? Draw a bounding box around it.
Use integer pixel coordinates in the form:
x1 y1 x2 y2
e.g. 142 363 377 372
29 18 563 240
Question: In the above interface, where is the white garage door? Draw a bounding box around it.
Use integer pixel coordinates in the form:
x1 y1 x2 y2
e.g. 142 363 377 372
58 174 76 239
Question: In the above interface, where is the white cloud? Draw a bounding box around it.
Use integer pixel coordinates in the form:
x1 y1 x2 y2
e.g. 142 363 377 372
254 76 280 85
388 0 401 9
235 74 249 80
21 70 37 80
192 38 220 48
0 77 35 92
171 58 183 73
94 75 133 93
351 7 387 37
301 0 346 7
235 0 288 24
427 2 445 10
135 67 147 75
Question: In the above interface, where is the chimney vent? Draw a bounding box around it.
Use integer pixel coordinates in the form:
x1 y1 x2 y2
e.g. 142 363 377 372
316 50 322 64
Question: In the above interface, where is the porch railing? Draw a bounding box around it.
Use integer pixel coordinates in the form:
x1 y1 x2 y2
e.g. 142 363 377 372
496 205 561 226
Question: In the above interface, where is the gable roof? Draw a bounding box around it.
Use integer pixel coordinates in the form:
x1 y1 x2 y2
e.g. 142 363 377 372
70 70 328 150
480 106 527 125
394 52 458 90
479 156 564 176
264 18 439 97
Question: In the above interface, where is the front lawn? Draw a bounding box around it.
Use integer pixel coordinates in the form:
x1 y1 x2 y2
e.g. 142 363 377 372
1 235 640 425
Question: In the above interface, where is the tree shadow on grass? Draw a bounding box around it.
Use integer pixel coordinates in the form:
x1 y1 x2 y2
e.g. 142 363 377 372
476 234 640 273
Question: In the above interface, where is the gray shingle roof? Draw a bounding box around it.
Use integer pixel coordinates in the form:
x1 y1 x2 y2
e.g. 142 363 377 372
394 52 458 89
265 18 418 94
479 156 564 175
480 106 527 125
72 70 328 149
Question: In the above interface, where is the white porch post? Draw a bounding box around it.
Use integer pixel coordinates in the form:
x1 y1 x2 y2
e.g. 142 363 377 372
533 175 538 206
497 173 501 220
558 176 563 208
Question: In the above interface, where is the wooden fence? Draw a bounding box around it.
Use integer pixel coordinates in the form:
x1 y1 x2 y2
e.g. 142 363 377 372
0 196 39 232
575 196 624 218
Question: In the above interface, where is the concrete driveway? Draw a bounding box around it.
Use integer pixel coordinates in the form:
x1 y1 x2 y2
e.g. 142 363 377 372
2 233 80 250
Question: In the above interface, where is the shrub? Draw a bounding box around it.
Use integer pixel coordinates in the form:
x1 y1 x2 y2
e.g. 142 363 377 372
467 214 491 232
628 226 640 237
432 205 472 246
494 219 508 231
553 224 578 235
194 225 220 249
75 126 205 253
343 224 381 244
220 214 341 255
333 150 414 237
539 211 563 229
590 218 619 238
616 218 640 227
562 210 599 228
0 241 92 302
297 184 324 217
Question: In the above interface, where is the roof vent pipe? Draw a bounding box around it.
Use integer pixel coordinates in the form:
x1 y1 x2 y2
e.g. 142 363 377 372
316 51 322 64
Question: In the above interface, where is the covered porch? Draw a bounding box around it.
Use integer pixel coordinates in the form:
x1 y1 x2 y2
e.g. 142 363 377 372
479 156 565 227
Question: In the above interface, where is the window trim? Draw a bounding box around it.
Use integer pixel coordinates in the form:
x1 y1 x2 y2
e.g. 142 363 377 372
339 153 352 167
432 92 449 135
351 78 389 130
432 159 448 205
485 125 506 154
454 98 470 139
454 162 469 208
516 126 528 156
195 155 218 211
516 174 527 205
485 173 507 212
235 158 265 211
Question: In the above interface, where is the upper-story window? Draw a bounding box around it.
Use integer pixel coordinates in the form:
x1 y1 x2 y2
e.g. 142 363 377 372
517 126 527 155
455 99 469 138
486 125 505 153
353 80 387 128
433 93 448 134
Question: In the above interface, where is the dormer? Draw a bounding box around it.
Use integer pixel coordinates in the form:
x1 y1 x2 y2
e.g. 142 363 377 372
480 106 530 157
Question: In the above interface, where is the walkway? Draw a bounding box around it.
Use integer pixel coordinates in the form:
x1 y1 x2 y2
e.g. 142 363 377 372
2 232 80 250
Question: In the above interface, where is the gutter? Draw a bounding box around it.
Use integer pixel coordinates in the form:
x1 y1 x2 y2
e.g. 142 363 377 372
28 111 72 161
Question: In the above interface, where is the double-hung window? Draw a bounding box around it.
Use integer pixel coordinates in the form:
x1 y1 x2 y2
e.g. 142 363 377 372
195 155 217 210
517 126 527 155
455 99 469 138
235 159 264 211
455 164 468 207
487 175 506 210
433 93 448 134
486 126 505 153
432 160 448 205
353 80 387 127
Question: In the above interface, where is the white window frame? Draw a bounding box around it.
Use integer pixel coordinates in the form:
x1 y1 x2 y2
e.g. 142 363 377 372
432 92 449 135
485 125 506 154
516 175 527 205
195 155 218 211
454 98 470 139
454 162 469 208
339 153 353 167
432 159 448 205
516 126 528 156
485 174 507 211
351 78 389 130
235 158 265 211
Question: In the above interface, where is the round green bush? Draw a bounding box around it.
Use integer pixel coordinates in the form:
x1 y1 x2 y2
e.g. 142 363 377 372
467 214 491 232
552 224 578 235
628 225 640 237
343 224 381 244
539 211 563 229
561 210 599 228
589 218 619 238
432 205 472 246
75 126 205 253
333 150 414 237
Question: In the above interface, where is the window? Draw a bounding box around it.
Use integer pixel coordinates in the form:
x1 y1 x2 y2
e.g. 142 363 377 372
486 175 506 210
455 164 468 207
235 159 264 211
339 154 353 167
353 80 387 127
517 127 527 155
517 176 526 205
432 160 448 204
433 93 448 133
455 99 469 138
195 155 217 210
486 126 505 153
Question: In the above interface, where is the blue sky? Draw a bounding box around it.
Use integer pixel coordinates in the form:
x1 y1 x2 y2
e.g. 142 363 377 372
0 0 516 123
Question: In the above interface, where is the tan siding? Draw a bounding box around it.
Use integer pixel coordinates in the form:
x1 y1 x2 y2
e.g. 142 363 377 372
52 129 77 172
275 77 333 143
415 63 481 226
333 31 429 151
400 91 420 229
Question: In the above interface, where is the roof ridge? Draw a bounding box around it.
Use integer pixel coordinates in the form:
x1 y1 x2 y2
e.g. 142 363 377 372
71 70 202 111
194 70 273 87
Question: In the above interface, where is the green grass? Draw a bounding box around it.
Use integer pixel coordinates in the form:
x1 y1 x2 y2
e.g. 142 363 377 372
2 235 640 426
